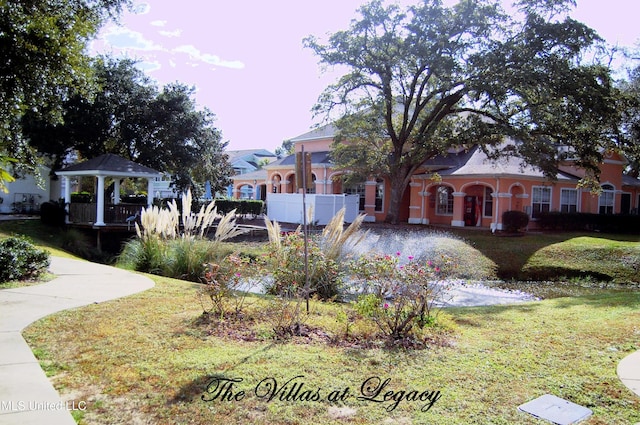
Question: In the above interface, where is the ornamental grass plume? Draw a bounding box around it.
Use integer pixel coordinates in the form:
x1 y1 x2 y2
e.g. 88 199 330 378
320 207 367 262
135 189 244 241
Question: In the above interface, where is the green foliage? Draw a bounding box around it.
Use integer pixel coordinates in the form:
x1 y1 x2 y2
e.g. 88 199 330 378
350 253 449 342
0 236 50 283
198 254 251 318
119 190 249 282
214 199 264 216
120 194 147 205
502 210 530 233
261 210 365 301
306 0 623 223
70 192 92 203
22 57 233 194
262 230 343 300
538 211 640 233
39 201 66 226
1 0 128 183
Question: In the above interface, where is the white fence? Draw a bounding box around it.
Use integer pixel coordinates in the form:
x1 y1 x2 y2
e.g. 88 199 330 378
266 193 360 225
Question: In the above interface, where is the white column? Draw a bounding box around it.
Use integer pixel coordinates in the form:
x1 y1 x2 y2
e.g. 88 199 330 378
95 175 105 226
63 176 71 224
147 178 155 207
113 179 121 205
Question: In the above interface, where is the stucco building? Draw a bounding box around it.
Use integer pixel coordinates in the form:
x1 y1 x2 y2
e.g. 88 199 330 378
232 125 640 229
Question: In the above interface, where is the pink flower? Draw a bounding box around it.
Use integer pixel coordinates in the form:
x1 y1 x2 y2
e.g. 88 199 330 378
408 255 414 261
396 251 401 256
427 260 434 267
435 267 440 273
383 303 389 309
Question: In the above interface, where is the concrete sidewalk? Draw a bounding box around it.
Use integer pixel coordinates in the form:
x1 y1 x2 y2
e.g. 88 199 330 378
618 350 640 398
0 257 154 425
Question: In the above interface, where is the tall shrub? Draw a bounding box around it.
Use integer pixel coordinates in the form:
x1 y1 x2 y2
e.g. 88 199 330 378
502 210 529 233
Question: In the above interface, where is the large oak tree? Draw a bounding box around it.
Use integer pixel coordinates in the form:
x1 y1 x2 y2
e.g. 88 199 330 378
23 58 233 194
0 0 129 189
305 0 624 223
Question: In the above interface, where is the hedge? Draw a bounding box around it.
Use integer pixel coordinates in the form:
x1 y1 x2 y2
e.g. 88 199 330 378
537 211 640 234
70 192 92 203
156 198 264 217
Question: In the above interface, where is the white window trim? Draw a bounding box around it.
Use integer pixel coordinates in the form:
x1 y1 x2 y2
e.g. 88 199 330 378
598 184 615 214
531 186 552 219
435 185 454 216
560 188 579 213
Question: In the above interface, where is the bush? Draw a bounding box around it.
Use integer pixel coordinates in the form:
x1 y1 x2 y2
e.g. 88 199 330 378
502 210 529 233
215 199 264 217
262 230 343 300
0 236 50 283
40 201 66 226
70 192 92 203
350 253 448 342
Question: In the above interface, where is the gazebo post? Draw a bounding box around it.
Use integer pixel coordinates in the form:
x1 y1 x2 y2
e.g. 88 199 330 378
113 178 121 205
95 175 106 226
63 176 71 224
147 178 155 207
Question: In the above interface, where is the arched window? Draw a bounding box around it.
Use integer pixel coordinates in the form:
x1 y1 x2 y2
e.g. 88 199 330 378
599 184 615 214
272 175 281 193
436 185 453 215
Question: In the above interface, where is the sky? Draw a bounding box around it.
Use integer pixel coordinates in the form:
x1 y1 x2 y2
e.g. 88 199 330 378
89 0 640 153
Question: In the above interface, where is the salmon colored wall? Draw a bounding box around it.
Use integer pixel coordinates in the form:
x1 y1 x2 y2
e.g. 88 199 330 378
248 144 640 225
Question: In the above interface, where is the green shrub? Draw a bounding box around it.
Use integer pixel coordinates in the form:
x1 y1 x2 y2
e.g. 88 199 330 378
70 192 92 203
502 210 529 233
262 230 343 300
538 211 640 233
40 201 66 226
0 236 50 283
350 253 447 342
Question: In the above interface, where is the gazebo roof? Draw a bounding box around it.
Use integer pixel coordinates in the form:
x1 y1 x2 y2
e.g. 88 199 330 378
56 154 162 178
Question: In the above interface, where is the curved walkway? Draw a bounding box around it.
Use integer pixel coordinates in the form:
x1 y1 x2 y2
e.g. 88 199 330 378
618 351 640 397
0 257 154 425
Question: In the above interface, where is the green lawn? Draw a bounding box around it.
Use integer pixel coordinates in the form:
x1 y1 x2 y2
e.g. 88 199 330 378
445 228 640 283
3 219 640 423
22 274 640 424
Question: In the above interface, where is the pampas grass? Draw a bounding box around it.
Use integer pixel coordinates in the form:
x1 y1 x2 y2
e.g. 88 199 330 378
122 189 249 281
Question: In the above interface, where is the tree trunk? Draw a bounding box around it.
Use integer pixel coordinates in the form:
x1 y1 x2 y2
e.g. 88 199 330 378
384 168 412 224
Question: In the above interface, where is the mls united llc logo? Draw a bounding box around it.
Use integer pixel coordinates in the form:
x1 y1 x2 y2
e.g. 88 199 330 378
0 400 87 412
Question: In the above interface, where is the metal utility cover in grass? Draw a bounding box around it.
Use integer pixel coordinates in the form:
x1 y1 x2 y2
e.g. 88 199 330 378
518 394 592 424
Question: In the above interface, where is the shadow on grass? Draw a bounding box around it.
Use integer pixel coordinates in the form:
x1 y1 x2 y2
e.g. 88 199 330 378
169 343 276 405
446 227 640 282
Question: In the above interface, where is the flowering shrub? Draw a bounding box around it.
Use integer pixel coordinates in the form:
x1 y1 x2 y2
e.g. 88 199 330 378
199 254 252 318
262 230 343 300
350 253 449 341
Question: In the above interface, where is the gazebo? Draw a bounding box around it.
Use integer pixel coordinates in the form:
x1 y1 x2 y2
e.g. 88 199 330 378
56 154 163 227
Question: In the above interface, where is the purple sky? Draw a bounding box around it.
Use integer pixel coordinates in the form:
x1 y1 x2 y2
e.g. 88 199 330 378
90 0 640 153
